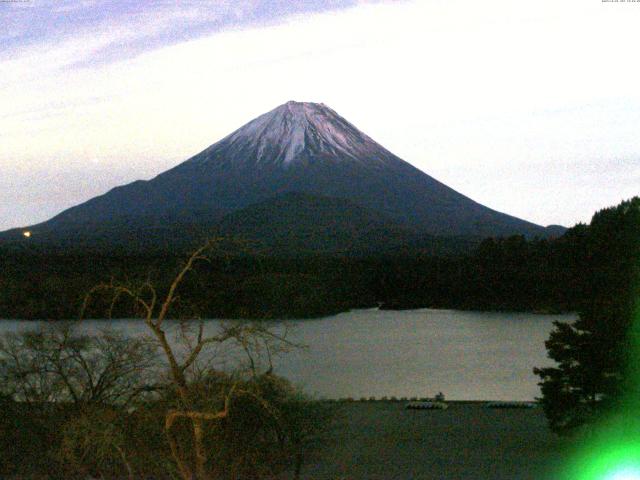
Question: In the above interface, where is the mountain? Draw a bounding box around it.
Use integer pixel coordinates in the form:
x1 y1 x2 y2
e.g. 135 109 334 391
218 192 398 254
215 192 479 255
1 101 562 249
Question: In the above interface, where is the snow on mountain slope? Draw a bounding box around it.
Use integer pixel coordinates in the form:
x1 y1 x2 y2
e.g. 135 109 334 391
194 101 395 168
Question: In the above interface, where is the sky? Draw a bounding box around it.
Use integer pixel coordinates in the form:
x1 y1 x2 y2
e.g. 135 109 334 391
1 0 639 231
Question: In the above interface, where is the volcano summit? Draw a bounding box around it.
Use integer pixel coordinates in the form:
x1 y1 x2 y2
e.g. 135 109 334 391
2 101 560 248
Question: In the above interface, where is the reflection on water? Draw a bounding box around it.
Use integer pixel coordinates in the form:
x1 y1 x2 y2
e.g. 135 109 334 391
0 308 574 401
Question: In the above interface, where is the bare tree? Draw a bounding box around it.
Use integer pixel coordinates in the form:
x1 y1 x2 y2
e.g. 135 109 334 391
0 323 158 407
81 239 296 480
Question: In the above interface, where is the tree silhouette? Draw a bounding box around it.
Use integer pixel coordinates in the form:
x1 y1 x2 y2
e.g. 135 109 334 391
535 197 640 434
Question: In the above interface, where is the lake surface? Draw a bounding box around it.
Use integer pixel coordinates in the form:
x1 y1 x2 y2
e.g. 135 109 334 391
0 309 574 401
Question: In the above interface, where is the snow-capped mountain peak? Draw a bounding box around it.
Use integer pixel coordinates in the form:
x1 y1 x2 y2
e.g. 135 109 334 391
196 101 395 168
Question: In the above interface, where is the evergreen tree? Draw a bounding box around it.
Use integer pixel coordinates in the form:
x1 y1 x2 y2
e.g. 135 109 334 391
535 197 640 434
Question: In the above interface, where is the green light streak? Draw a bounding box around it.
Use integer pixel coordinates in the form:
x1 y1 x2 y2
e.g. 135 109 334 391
559 287 640 480
563 438 640 480
605 467 640 480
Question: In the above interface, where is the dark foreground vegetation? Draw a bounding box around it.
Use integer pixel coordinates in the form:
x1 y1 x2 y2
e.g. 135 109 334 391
0 325 333 479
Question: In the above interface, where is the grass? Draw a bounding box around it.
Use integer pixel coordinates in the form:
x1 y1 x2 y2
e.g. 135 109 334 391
299 402 572 479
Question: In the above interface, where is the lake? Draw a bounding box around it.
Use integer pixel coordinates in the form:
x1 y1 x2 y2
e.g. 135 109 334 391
0 308 574 401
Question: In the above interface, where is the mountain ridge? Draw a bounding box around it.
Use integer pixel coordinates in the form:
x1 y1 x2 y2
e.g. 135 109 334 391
1 101 564 247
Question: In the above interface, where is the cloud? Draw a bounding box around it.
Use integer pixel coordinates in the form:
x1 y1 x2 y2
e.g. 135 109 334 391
0 1 377 67
1 0 639 230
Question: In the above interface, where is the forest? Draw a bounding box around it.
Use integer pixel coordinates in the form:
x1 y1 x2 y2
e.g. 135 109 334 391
0 206 601 321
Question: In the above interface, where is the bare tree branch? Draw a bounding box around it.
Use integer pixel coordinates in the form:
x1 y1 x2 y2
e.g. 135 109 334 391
157 239 218 327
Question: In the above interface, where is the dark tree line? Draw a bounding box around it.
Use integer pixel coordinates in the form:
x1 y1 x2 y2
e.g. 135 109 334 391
0 217 598 320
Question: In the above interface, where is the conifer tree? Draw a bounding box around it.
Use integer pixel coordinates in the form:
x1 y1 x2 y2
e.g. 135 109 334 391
535 198 640 434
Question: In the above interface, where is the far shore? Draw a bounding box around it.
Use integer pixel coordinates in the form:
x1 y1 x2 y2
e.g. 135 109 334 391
0 305 576 322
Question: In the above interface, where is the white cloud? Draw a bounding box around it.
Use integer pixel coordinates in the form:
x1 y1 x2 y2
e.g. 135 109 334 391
1 0 640 230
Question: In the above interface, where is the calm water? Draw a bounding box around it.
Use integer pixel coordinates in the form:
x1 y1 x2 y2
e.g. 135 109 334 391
0 309 574 401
